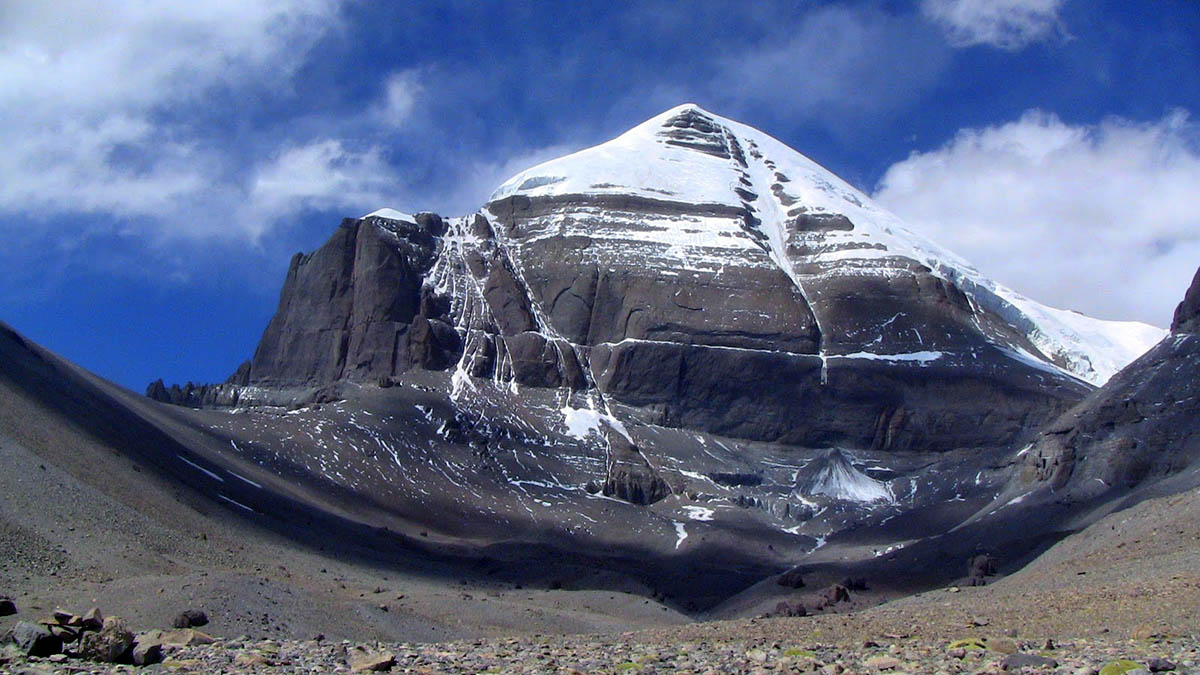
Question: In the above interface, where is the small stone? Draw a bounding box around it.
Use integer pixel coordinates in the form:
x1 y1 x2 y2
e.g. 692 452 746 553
1147 657 1177 672
13 621 62 657
51 609 73 624
1075 668 1099 675
1001 653 1058 670
747 648 768 662
948 648 967 659
0 597 15 616
864 655 900 670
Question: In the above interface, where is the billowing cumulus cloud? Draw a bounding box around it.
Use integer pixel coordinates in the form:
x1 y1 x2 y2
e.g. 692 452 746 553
921 0 1065 50
873 109 1200 326
0 1 357 241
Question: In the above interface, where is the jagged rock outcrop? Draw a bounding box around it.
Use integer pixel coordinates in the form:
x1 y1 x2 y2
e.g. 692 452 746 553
1172 267 1200 334
600 428 671 505
246 214 458 387
1021 266 1200 497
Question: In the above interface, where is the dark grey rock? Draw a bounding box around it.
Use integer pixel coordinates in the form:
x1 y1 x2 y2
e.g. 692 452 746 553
0 596 14 616
600 429 671 505
171 609 208 628
80 607 103 631
77 616 133 663
12 621 61 657
773 600 806 617
776 567 805 588
1001 653 1058 670
131 639 163 666
815 584 849 609
969 554 996 578
1147 657 1177 672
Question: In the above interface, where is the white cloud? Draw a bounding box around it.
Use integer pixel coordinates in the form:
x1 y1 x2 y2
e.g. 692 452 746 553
0 1 345 239
244 140 401 237
921 0 1064 50
378 70 424 125
716 5 949 125
873 109 1200 327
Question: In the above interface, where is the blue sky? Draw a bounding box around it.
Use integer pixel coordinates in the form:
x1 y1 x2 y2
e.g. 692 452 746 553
1 0 1198 391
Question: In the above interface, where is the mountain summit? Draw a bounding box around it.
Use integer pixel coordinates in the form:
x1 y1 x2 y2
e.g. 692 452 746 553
135 106 1177 604
227 104 1159 447
488 104 1161 386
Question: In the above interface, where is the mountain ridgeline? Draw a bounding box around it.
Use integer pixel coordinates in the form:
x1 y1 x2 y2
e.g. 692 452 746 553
153 105 1155 459
126 106 1195 612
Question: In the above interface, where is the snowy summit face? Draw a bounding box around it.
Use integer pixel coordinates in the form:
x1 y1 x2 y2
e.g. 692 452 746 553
487 104 1162 386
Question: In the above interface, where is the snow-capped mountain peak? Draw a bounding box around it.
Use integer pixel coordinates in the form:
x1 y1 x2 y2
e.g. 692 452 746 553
488 104 1162 385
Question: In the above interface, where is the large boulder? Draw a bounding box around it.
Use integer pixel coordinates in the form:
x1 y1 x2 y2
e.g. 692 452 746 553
77 616 134 663
12 620 61 657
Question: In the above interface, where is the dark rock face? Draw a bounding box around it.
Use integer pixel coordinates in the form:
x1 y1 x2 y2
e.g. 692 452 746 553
1172 267 1200 334
0 595 15 616
1021 267 1200 498
247 214 453 388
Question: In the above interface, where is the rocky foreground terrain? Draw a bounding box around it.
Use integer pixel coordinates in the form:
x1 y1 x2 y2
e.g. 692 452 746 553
3 482 1198 672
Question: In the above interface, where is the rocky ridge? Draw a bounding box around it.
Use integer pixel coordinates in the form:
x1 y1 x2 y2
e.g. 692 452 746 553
1017 265 1200 502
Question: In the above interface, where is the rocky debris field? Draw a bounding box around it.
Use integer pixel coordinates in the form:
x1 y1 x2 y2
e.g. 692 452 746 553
2 621 1197 674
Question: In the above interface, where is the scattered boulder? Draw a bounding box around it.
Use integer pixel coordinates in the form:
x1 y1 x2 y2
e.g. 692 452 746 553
773 600 806 617
776 567 806 588
348 646 396 672
80 607 103 631
967 554 996 585
1002 653 1058 669
77 616 134 663
12 621 62 657
816 583 850 610
864 655 900 670
131 639 164 666
235 651 274 667
1147 657 1177 672
172 609 209 628
840 576 868 591
0 596 15 616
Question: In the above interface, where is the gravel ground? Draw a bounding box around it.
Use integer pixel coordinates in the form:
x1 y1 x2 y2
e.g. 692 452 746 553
2 627 1196 673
